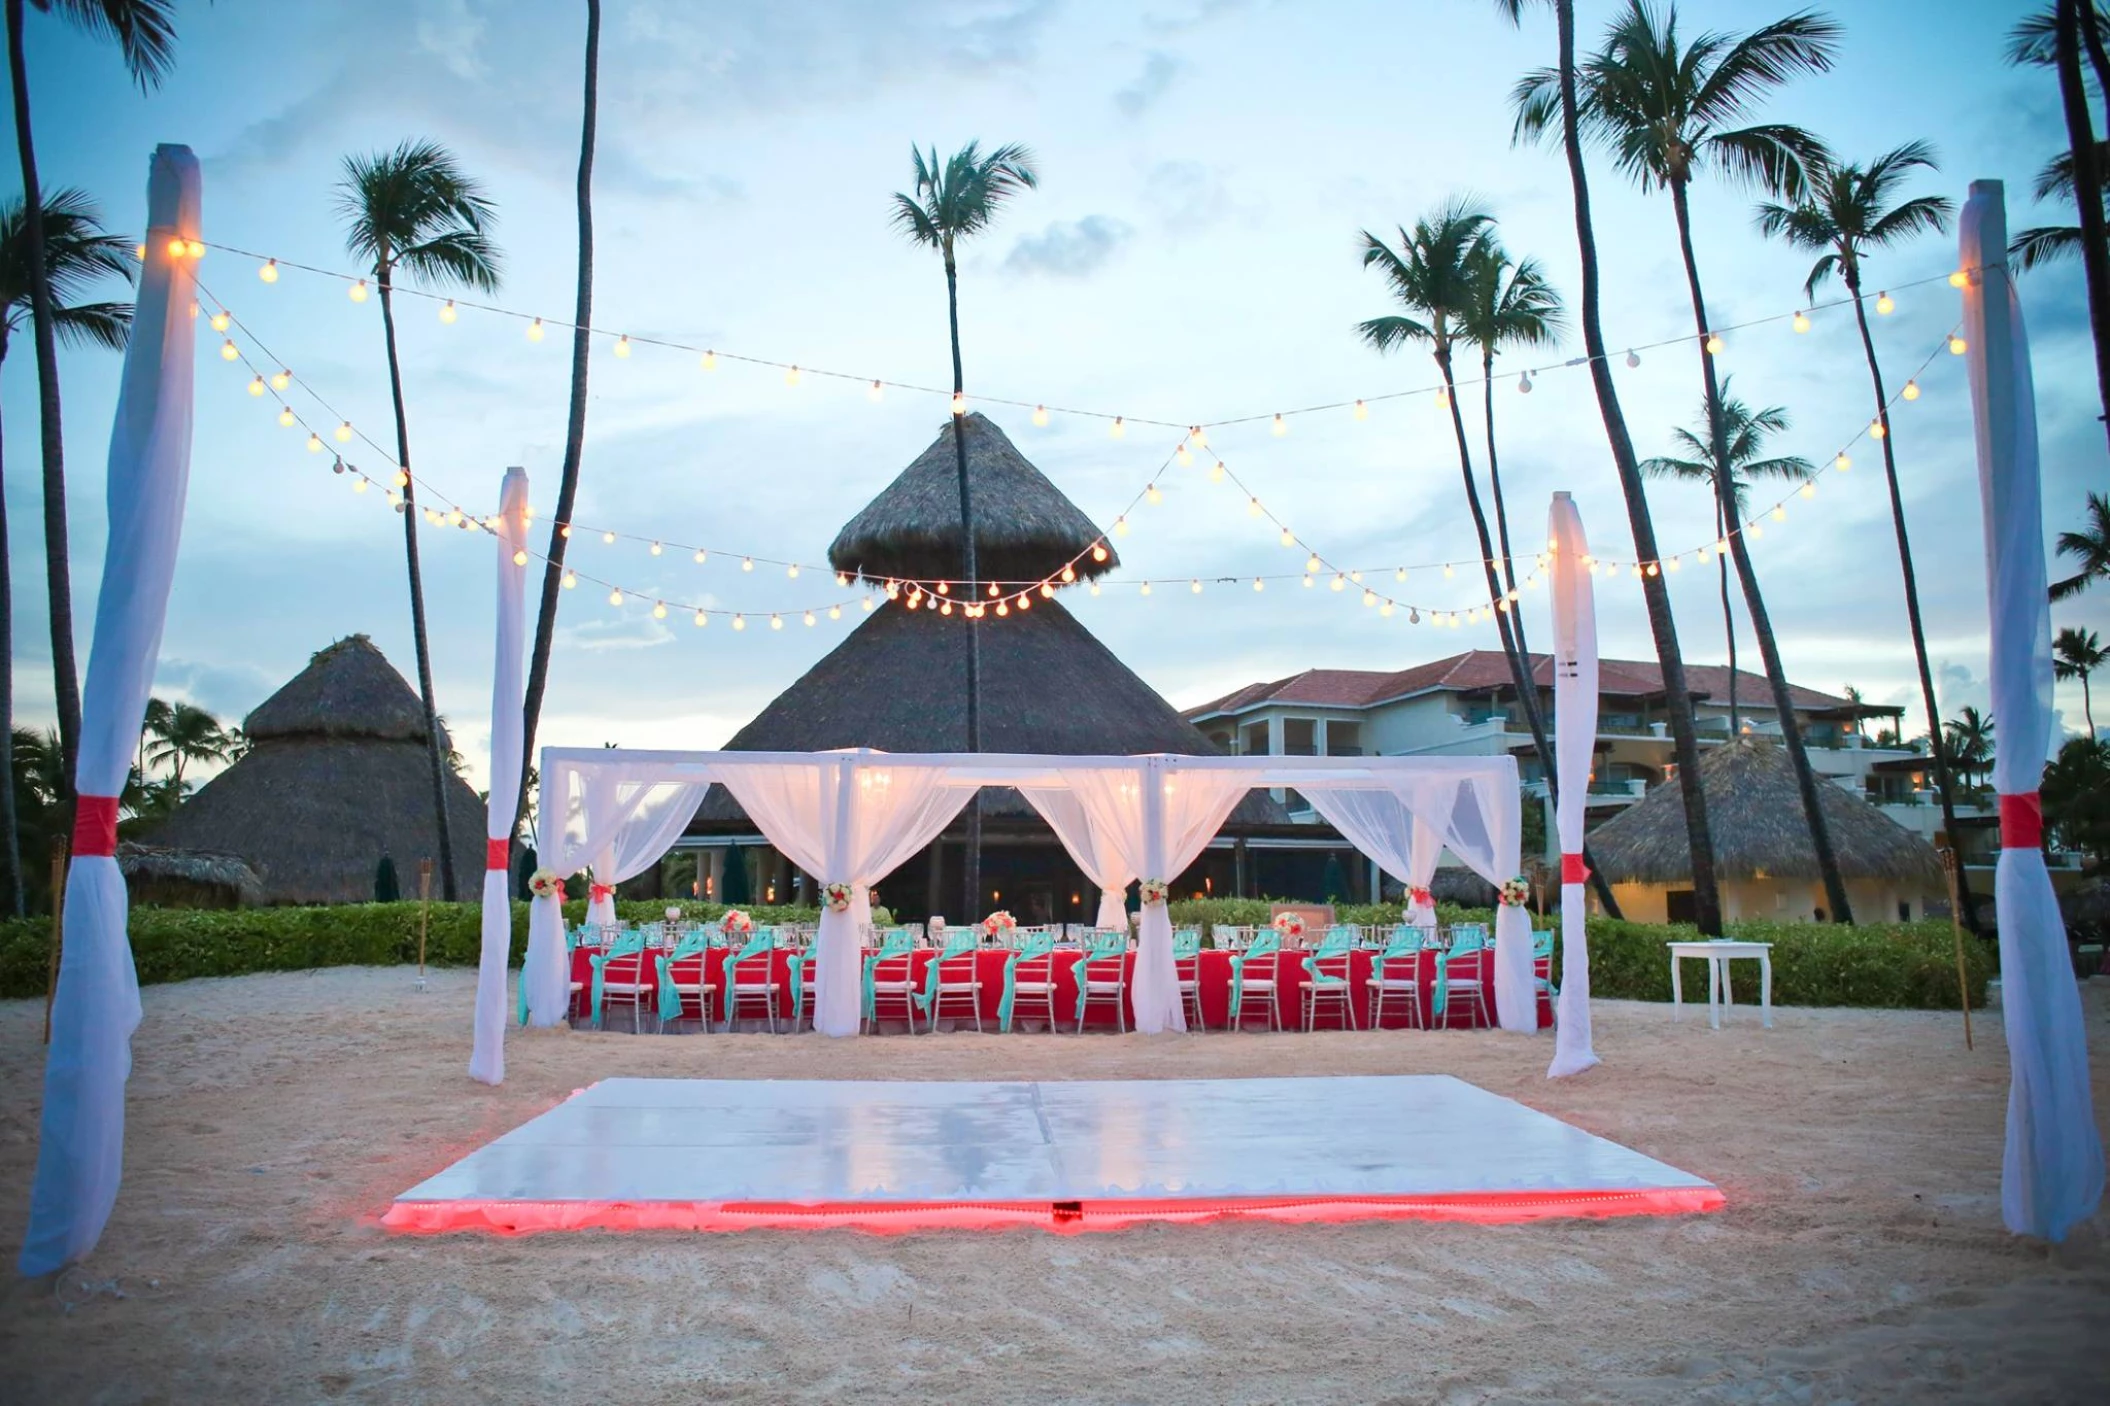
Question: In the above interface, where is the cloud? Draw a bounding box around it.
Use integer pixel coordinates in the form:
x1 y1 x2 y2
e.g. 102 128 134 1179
556 616 677 652
1114 50 1183 118
415 0 488 82
1003 216 1135 277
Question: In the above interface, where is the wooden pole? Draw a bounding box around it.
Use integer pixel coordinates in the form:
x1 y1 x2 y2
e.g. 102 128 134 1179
42 839 67 1044
416 858 434 988
1939 847 1974 1051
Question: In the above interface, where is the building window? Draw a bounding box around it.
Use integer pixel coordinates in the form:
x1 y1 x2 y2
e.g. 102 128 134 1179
1325 720 1363 757
1283 718 1317 757
1241 721 1269 756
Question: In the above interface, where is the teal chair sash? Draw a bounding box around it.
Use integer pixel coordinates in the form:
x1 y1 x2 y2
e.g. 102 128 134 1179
656 929 714 1024
1371 925 1426 985
998 930 1056 1031
1532 928 1558 1006
917 927 980 1013
1435 924 1487 1017
1229 930 1281 1021
862 928 915 1020
587 931 647 1029
789 943 822 1028
1172 929 1201 959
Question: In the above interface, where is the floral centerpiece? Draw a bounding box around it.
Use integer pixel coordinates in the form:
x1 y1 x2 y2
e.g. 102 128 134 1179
1406 885 1434 910
1498 876 1532 908
1271 911 1306 942
980 910 1016 940
1137 878 1171 906
720 908 754 936
528 869 566 901
822 882 854 914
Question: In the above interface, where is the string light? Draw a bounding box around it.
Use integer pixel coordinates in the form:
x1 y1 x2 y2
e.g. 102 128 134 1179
258 258 279 283
701 350 717 371
1834 452 1851 472
1191 579 1203 595
1146 483 1163 504
1114 516 1130 537
1253 577 1265 592
1792 310 1810 333
1353 399 1368 420
950 390 966 416
785 366 802 386
306 433 323 452
563 570 577 589
210 311 231 332
1032 404 1048 426
439 300 457 324
1948 269 1968 289
733 615 746 630
1948 334 1967 355
1876 292 1894 315
247 375 265 396
742 557 755 572
513 549 529 566
527 318 545 342
277 406 296 427
219 339 239 361
868 379 884 402
1110 416 1126 439
1091 543 1109 563
1704 332 1724 355
1902 379 1920 401
614 335 631 358
1626 348 1641 367
1869 419 1887 440
652 600 667 619
695 609 709 627
349 279 368 303
1517 371 1533 393
694 549 708 564
1434 387 1450 409
335 421 353 442
1272 413 1287 436
271 369 291 391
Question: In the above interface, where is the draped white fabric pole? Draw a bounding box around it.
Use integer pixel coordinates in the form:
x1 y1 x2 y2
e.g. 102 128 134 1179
470 468 529 1084
19 147 200 1277
1133 756 1180 1033
1960 181 2102 1240
1546 491 1601 1077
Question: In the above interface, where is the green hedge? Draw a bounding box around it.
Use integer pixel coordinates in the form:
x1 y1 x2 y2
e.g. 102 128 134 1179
0 902 1992 1011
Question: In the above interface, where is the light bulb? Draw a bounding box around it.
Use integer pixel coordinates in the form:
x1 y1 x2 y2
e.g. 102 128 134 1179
1306 555 1321 574
562 571 577 589
1380 601 1395 618
1032 404 1048 426
1351 570 1363 583
439 300 457 324
1870 419 1887 439
1704 333 1724 355
701 350 717 371
1434 387 1449 409
259 258 279 283
1902 379 1921 401
653 601 667 619
695 610 709 627
349 279 369 303
247 375 264 397
513 549 529 566
1835 452 1851 472
1353 399 1368 420
559 524 572 539
134 243 146 262
1060 564 1077 583
1948 334 1967 355
1247 496 1262 517
1792 310 1810 333
1253 577 1265 592
1949 269 1968 289
272 370 291 391
446 509 463 527
1443 563 1454 578
613 335 631 358
335 421 353 442
1626 347 1642 366
1518 371 1533 393
353 478 369 493
863 598 875 612
1089 582 1101 596
190 239 207 259
787 563 800 579
1331 574 1346 592
1114 516 1130 537
1664 554 1678 571
424 508 442 525
1771 505 1787 522
220 339 239 361
940 600 953 615
1146 483 1163 504
1110 416 1125 439
306 433 322 452
165 236 186 259
331 456 346 475
393 469 409 489
868 380 884 402
649 541 662 556
1396 567 1407 582
609 588 624 606
1139 582 1151 597
694 549 707 564
1875 291 1894 315
210 311 230 332
527 318 545 342
1645 562 1660 577
950 391 965 416
1191 579 1202 594
829 605 841 620
733 614 746 631
1091 543 1109 562
277 406 296 427
1302 574 1313 588
1272 413 1287 436
1362 589 1377 607
1281 528 1295 547
602 530 616 544
785 365 801 386
742 556 754 572
1175 444 1192 468
1017 593 1031 611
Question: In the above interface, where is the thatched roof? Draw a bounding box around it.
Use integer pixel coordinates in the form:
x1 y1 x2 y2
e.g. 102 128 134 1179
695 595 1283 825
828 413 1118 585
116 842 263 905
244 633 450 748
1588 739 1942 886
145 637 486 902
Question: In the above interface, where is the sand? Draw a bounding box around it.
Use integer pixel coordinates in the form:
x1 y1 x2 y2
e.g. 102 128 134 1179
0 967 2105 1405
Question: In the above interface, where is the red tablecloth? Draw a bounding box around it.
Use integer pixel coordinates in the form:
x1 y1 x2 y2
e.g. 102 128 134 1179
567 942 1555 1031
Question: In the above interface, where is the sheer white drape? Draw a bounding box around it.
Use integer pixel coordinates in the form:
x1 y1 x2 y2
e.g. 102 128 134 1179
1962 183 2101 1241
1050 762 1251 1032
1389 770 1532 1031
1301 788 1440 921
714 757 973 1036
1018 784 1134 929
470 469 529 1083
1547 491 1601 1077
21 147 199 1277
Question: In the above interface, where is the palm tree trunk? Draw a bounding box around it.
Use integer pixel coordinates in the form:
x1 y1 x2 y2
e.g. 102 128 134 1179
517 0 600 850
944 252 984 923
376 276 459 902
5 0 80 803
1714 500 1737 733
0 393 24 915
2057 0 2110 449
1847 272 1984 935
1439 348 1621 917
1550 0 1719 932
1670 179 1853 923
1480 349 1529 662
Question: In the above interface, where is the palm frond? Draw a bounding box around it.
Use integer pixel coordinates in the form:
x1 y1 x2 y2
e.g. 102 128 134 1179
1639 452 1713 484
335 140 501 290
1355 314 1432 354
1509 65 1564 146
1689 9 1843 127
1865 193 1952 247
2011 225 2082 272
889 190 940 248
2007 4 2110 66
1705 122 1827 197
41 0 179 91
396 229 501 292
1798 251 1841 301
52 299 130 351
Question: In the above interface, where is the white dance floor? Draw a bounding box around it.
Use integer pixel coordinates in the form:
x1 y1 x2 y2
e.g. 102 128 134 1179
385 1075 1721 1234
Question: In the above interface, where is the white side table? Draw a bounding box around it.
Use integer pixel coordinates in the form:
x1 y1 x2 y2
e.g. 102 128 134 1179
1667 940 1774 1030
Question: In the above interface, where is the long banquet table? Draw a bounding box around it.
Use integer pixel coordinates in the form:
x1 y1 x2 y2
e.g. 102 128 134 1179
567 942 1554 1032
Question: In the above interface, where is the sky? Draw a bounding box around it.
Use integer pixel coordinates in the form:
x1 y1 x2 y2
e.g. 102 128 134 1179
4 0 2105 795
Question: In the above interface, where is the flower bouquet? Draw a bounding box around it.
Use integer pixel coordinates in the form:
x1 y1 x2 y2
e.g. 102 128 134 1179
1137 877 1171 906
720 908 754 936
1498 876 1532 908
1271 911 1306 942
980 910 1017 940
1407 885 1434 910
822 882 854 914
528 869 567 901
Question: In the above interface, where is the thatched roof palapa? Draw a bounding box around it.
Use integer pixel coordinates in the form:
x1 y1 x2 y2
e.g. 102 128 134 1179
1587 739 1942 886
116 842 263 908
828 413 1119 585
144 636 488 904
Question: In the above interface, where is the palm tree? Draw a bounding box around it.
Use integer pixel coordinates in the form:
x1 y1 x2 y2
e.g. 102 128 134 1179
336 140 501 902
1754 141 1982 933
2054 492 2110 599
1945 706 1996 790
891 139 1038 920
1458 237 1566 654
1497 0 1723 934
144 700 228 791
2056 626 2106 735
517 0 600 857
1358 205 1560 808
1519 0 1856 923
0 188 132 918
2009 142 2110 274
1641 383 1813 735
5 0 174 827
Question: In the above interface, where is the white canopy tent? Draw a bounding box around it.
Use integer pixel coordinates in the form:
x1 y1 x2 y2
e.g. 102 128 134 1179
509 748 1537 1059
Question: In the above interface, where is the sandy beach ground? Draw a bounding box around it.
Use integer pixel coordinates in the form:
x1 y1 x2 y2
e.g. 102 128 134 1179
0 967 2105 1404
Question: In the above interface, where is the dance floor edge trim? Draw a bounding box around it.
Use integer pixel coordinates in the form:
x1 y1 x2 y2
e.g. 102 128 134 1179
381 1186 1726 1236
